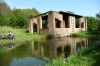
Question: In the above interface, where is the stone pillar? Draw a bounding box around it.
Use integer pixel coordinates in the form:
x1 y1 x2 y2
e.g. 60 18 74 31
60 21 63 28
68 16 75 33
79 17 87 31
29 19 33 34
68 16 75 28
79 18 81 28
37 17 40 33
38 16 42 29
68 16 71 28
41 46 44 59
86 38 88 48
30 41 34 55
48 11 55 36
85 18 87 31
83 18 85 29
63 20 65 28
37 16 42 34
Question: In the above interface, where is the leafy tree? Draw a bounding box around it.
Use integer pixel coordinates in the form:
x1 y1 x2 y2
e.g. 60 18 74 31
16 15 28 28
96 12 100 30
9 15 17 28
9 9 28 28
86 16 98 31
0 13 6 26
96 12 100 20
0 0 12 18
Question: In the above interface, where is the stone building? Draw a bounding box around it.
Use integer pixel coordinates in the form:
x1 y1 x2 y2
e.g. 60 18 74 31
29 11 87 38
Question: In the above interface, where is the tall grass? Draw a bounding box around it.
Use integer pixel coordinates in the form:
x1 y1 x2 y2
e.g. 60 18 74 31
75 31 100 37
0 26 45 43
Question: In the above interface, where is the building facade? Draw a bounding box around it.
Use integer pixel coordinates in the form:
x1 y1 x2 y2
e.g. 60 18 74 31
29 11 87 38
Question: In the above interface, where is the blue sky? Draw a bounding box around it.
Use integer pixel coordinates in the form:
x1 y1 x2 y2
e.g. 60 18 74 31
4 0 100 17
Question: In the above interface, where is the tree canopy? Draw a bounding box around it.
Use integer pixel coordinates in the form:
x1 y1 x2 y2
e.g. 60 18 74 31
86 16 98 31
0 0 12 18
96 12 100 20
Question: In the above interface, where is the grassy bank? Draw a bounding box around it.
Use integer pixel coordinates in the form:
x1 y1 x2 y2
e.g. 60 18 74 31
75 31 100 37
46 44 100 66
0 26 46 43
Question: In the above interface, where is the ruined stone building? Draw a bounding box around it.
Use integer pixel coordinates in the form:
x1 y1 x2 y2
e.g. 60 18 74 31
29 11 87 38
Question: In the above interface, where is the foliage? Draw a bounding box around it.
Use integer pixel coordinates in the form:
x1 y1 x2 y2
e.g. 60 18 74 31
0 0 12 18
96 12 100 30
0 0 12 26
75 18 79 28
96 12 100 20
9 8 39 28
0 0 40 29
86 16 98 31
8 9 28 28
8 15 16 28
42 20 47 28
0 13 6 26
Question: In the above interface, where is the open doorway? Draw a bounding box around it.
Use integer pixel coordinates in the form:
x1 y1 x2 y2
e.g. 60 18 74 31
81 22 84 28
55 18 61 28
75 18 79 28
33 23 37 33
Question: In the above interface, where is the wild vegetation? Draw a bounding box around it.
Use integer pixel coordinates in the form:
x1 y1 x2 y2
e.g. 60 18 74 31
0 0 39 29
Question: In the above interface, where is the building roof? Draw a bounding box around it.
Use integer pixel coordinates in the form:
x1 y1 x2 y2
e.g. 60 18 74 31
37 11 83 20
59 11 83 18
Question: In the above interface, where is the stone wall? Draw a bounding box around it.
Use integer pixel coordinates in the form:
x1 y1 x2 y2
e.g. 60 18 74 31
79 17 87 31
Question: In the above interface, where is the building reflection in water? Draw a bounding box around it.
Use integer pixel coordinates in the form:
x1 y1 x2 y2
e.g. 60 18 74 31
30 37 88 62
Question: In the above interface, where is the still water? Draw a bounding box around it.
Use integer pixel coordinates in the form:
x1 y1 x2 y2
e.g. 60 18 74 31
0 37 100 66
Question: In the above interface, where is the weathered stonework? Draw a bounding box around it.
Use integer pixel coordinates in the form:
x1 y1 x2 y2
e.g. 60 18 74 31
29 11 87 38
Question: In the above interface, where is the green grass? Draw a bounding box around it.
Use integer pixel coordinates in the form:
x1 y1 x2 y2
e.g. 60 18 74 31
0 26 46 43
46 44 100 66
75 31 100 37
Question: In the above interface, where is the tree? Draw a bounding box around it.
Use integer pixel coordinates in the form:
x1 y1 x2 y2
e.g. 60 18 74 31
0 0 12 26
16 15 28 28
0 0 12 18
96 12 100 20
9 15 17 28
96 12 100 30
9 9 28 28
0 13 6 26
86 16 98 31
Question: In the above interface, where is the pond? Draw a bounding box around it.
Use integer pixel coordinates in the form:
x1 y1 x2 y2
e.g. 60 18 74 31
0 37 100 66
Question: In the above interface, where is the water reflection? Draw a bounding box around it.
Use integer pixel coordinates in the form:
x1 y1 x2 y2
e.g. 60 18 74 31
30 37 88 61
8 42 14 50
0 37 89 66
